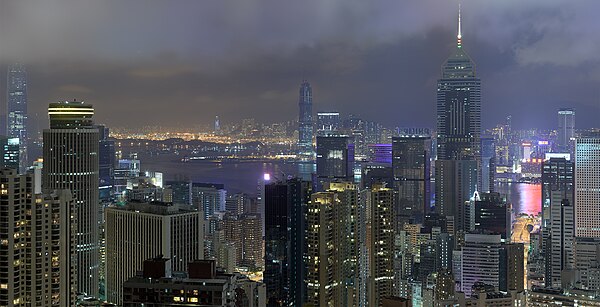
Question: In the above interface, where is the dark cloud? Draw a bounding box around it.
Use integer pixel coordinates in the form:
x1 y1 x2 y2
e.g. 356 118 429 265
0 0 598 131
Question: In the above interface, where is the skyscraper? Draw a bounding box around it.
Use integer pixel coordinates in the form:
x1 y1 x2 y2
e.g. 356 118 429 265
105 202 204 305
557 108 575 153
435 159 477 235
575 138 600 238
461 233 501 297
436 9 481 162
306 182 359 307
541 157 575 287
366 183 395 306
316 135 352 188
316 112 340 136
499 243 525 292
298 80 314 160
0 136 20 169
0 169 76 306
392 131 431 224
474 192 511 241
307 192 343 306
264 178 310 306
43 101 100 298
97 125 115 202
547 198 575 288
6 64 28 173
480 137 496 193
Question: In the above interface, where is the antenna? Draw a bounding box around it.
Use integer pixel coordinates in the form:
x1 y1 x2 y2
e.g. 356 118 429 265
457 4 462 48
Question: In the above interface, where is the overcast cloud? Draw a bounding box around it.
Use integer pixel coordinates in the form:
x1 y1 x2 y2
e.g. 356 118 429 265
0 0 598 130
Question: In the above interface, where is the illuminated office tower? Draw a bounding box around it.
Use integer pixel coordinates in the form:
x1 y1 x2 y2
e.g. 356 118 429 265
43 101 100 299
575 138 600 238
214 115 221 134
6 64 28 173
192 182 226 219
113 159 141 200
436 9 481 161
0 169 76 306
557 108 575 153
480 137 495 193
306 182 359 307
366 183 395 306
0 136 20 169
461 233 501 297
499 243 525 292
316 135 353 189
298 80 314 160
392 131 431 224
264 178 310 306
97 125 115 202
316 111 340 136
105 202 204 305
435 159 477 235
474 192 510 241
541 157 575 287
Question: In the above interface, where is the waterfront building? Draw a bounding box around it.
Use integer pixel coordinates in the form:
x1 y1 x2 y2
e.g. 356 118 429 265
298 80 314 160
6 64 28 173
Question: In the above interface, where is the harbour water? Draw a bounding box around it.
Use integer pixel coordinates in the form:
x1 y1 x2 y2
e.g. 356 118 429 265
141 157 541 216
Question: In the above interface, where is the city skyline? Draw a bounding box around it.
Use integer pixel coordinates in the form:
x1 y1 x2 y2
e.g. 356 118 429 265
0 2 600 306
0 1 599 130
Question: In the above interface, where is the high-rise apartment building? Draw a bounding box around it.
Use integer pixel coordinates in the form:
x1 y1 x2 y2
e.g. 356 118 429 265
392 131 431 224
43 101 100 298
306 182 359 306
557 108 575 153
366 183 395 306
105 202 204 305
6 64 28 173
221 213 263 270
307 192 343 306
0 169 76 306
264 178 310 306
298 80 314 160
575 138 600 238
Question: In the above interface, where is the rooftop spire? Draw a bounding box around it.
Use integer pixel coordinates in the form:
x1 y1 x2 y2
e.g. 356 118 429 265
457 4 462 48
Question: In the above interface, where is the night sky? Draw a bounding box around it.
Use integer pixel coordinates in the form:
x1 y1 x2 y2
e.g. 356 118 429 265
0 0 599 130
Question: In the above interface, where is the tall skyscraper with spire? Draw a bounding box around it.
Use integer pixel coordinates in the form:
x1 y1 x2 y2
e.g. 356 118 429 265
435 7 481 235
436 8 481 161
7 64 28 173
298 80 314 160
